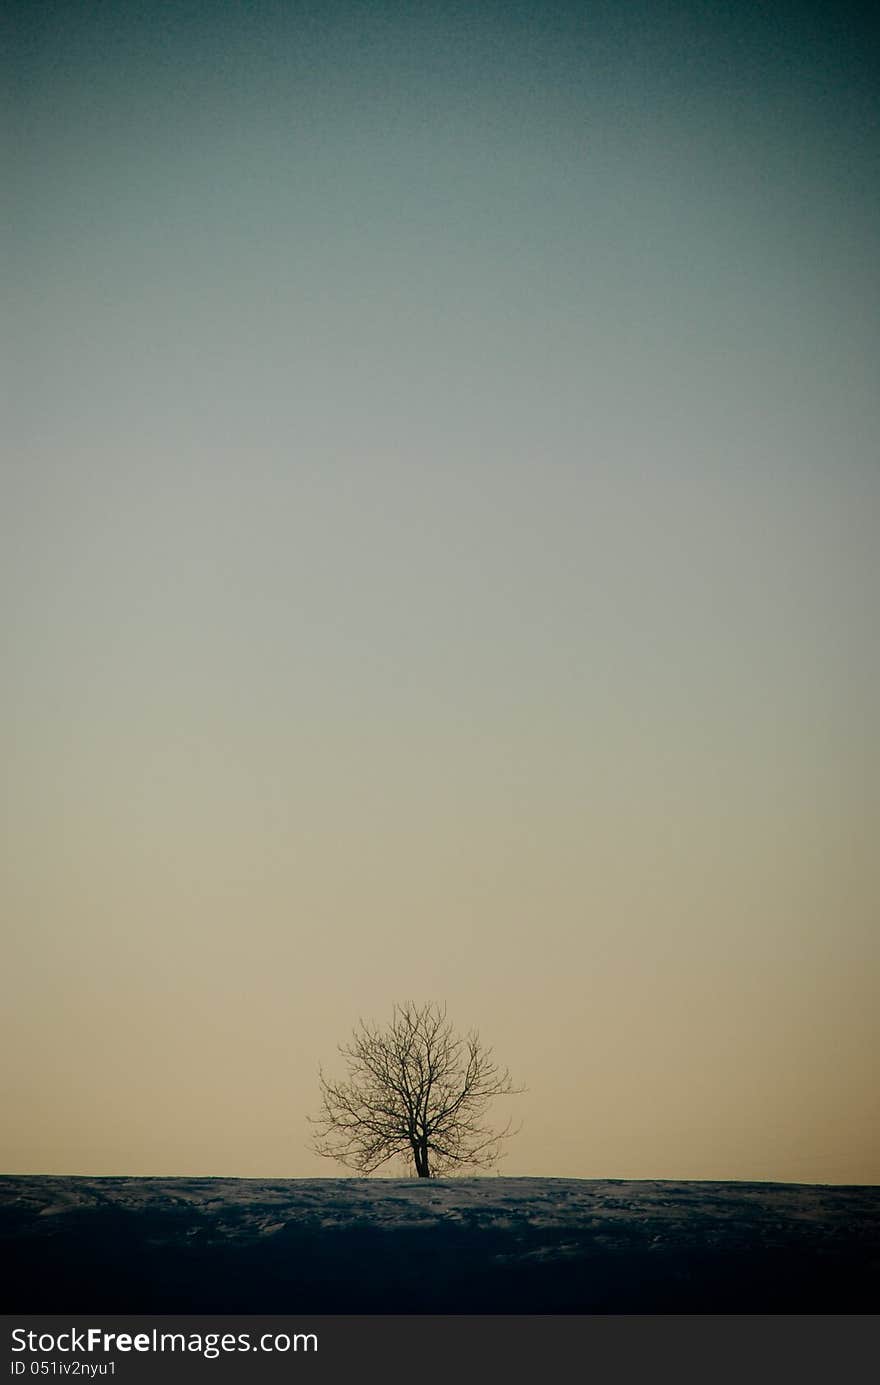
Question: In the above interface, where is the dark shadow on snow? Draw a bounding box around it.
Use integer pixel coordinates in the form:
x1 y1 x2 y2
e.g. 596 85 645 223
3 1177 878 1313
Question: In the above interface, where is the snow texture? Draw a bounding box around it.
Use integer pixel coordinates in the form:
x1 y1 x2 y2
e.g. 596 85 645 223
3 1176 878 1312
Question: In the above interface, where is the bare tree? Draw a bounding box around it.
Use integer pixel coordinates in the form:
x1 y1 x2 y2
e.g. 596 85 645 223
309 1002 523 1178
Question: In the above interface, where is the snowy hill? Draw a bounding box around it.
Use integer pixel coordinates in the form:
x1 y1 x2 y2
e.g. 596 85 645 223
3 1175 878 1312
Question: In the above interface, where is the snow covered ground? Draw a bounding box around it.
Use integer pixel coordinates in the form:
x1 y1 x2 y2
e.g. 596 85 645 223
3 1176 878 1312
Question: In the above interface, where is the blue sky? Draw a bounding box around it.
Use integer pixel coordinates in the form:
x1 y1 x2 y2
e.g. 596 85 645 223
4 1 878 1180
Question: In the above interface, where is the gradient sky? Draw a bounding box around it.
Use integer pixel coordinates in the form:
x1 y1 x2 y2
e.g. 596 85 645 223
4 1 878 1183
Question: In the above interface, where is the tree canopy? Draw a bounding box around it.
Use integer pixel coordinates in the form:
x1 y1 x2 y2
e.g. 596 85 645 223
310 1002 522 1178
